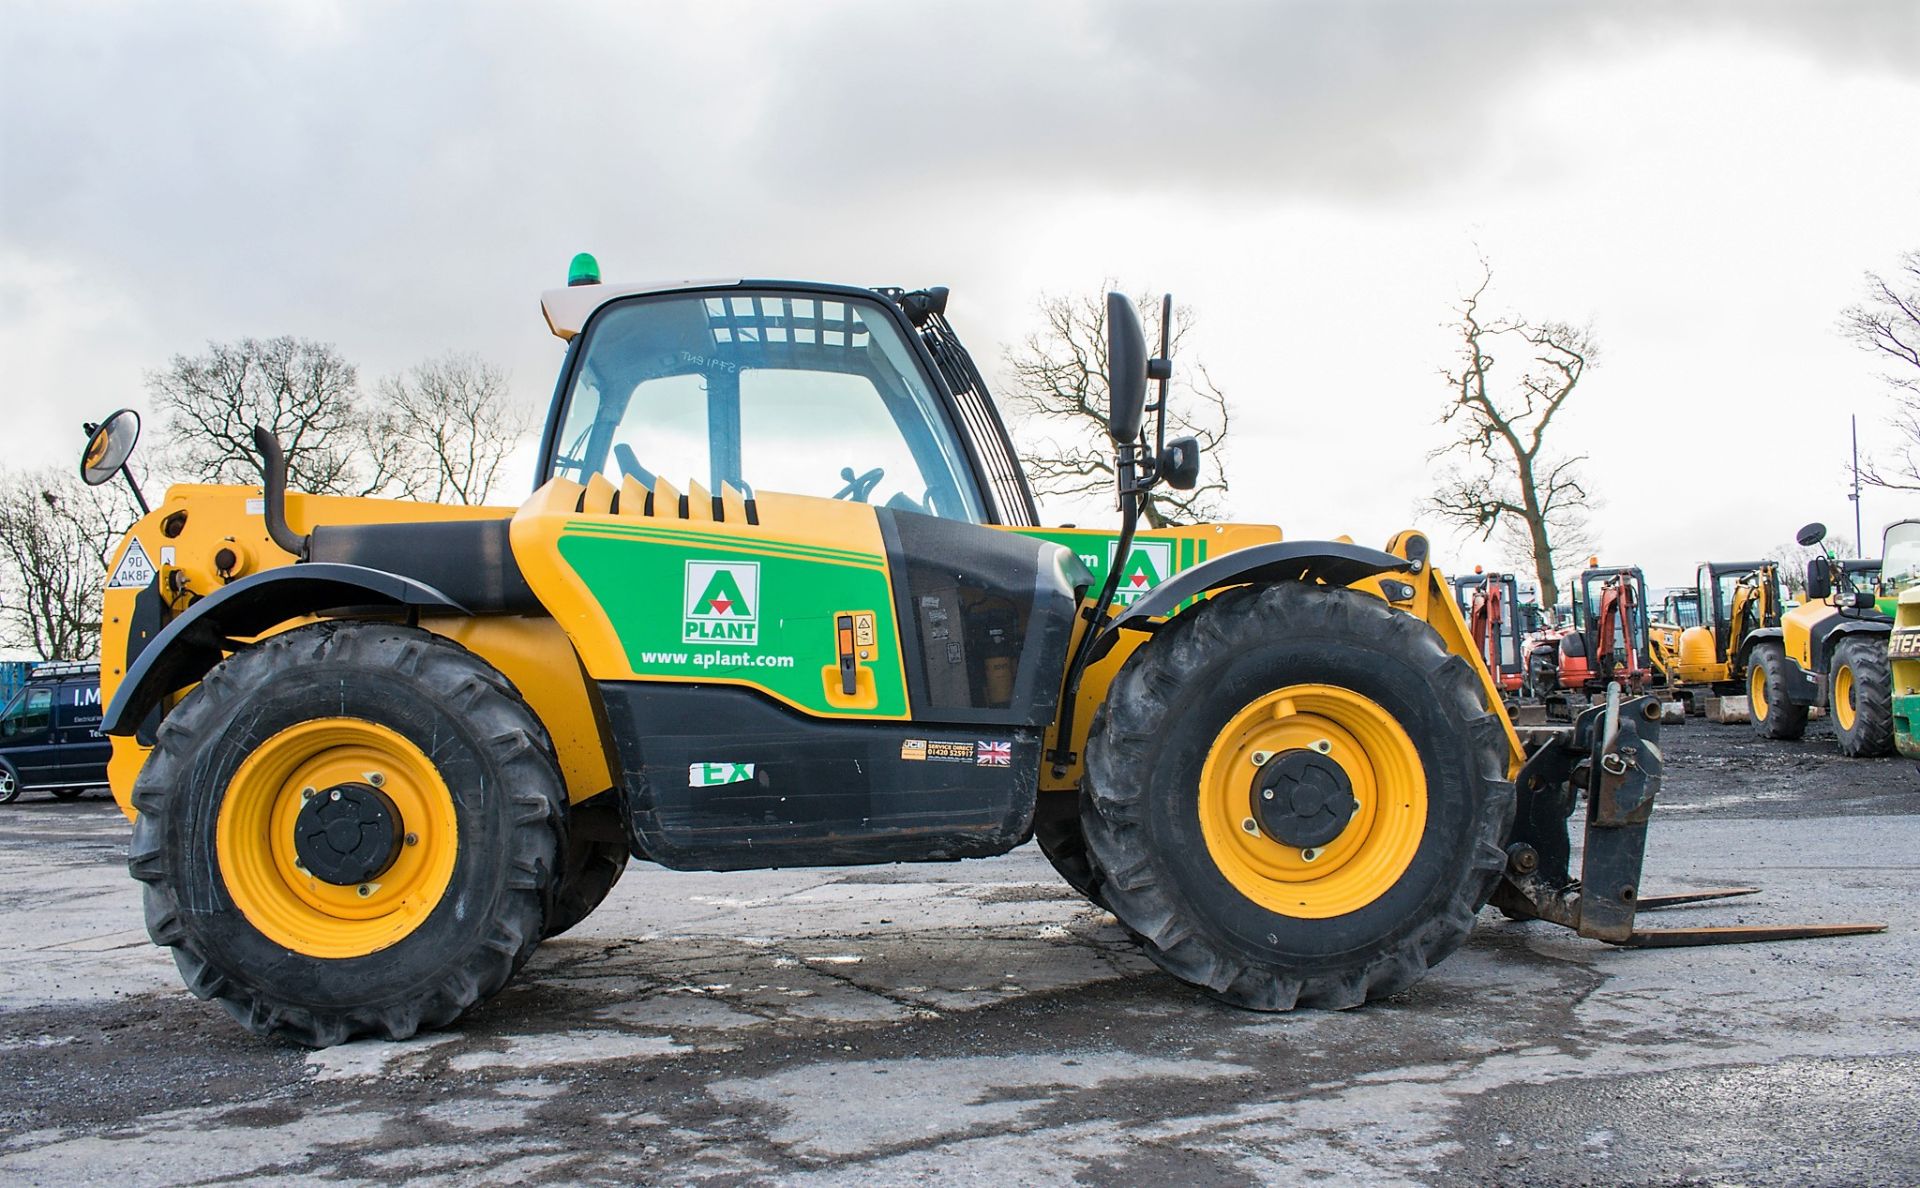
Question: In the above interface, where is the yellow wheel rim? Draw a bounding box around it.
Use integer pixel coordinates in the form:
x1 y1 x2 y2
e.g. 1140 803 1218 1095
1834 664 1856 732
1197 684 1427 919
1749 662 1769 719
216 718 459 959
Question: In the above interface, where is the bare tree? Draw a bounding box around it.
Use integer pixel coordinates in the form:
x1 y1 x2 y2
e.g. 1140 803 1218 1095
1003 285 1231 527
148 338 528 504
1839 248 1920 491
372 353 531 505
147 337 389 495
0 468 139 660
1425 262 1598 609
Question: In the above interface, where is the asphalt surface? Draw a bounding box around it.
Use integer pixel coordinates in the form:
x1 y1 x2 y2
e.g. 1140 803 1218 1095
1 716 1916 1186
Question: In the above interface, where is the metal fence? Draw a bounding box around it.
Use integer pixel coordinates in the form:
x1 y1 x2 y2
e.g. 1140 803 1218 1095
0 661 30 706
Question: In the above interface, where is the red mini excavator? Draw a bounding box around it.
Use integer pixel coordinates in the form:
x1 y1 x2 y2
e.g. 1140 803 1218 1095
1557 562 1652 694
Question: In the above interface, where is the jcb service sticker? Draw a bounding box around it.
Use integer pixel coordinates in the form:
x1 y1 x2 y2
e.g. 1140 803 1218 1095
900 739 976 763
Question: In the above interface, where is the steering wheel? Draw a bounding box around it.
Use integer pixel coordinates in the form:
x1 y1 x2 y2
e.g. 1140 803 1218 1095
833 466 885 503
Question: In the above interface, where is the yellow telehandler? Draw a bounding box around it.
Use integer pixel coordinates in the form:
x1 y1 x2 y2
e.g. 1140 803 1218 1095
80 261 1878 1045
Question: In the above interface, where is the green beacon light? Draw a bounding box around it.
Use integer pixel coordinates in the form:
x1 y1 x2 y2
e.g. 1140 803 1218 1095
567 252 601 287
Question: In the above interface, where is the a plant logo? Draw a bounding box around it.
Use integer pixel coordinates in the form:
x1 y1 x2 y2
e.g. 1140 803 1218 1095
685 560 759 646
1107 540 1173 606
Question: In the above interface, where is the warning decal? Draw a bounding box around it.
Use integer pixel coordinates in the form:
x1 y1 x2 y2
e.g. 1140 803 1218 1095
108 538 157 589
689 762 756 787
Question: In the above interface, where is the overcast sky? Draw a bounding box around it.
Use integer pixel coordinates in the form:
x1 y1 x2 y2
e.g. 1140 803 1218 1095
3 0 1917 590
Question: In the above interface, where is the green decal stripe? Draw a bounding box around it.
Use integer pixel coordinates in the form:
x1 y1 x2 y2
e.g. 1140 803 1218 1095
555 532 908 718
563 521 881 564
561 523 883 568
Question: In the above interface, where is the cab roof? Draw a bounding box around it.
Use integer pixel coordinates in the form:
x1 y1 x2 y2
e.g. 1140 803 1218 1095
541 278 743 341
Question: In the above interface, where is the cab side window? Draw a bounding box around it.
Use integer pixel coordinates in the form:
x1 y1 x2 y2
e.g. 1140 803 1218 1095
2 689 51 737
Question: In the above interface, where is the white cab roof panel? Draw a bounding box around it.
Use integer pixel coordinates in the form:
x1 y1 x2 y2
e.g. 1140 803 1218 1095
541 278 742 340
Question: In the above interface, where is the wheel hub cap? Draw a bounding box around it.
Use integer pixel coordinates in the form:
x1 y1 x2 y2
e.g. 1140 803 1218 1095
294 782 402 886
1253 750 1359 847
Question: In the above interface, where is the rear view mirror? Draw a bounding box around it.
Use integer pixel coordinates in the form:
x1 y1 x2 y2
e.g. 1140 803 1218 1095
80 409 141 486
1795 522 1827 548
1105 293 1148 444
1805 559 1832 601
1853 590 1877 610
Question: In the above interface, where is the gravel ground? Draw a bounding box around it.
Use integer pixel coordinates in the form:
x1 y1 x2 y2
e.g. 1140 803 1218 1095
1 715 1915 1186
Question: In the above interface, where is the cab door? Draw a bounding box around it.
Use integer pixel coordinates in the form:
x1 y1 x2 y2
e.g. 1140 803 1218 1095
0 687 56 785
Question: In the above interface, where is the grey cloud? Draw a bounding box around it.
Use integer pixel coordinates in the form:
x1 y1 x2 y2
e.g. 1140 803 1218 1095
3 0 1912 334
736 0 1920 203
1 0 1914 439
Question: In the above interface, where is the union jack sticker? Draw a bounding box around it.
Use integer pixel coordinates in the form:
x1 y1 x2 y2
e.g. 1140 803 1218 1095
976 740 1012 767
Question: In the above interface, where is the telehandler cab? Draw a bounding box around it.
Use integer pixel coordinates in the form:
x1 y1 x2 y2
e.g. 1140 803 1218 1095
82 262 1881 1046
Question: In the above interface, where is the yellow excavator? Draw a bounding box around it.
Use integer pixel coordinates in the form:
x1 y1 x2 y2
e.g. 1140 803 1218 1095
1649 562 1783 711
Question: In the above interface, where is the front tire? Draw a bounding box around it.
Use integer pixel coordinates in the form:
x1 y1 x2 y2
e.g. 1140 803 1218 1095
1747 642 1808 740
0 761 19 805
1830 637 1893 758
542 793 630 940
1082 583 1513 1012
128 621 566 1047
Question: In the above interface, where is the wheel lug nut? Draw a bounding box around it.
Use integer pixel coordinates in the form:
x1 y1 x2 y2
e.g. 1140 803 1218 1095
368 772 385 787
404 832 419 847
329 789 342 802
1261 789 1274 800
1310 740 1332 755
1250 751 1272 767
356 884 372 898
1241 818 1260 835
301 787 315 800
1301 847 1320 862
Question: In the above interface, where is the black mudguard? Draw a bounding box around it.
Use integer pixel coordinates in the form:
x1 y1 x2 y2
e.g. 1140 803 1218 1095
101 563 466 738
1091 540 1409 659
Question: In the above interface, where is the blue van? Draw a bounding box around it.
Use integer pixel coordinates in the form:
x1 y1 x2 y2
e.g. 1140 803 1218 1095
0 662 112 804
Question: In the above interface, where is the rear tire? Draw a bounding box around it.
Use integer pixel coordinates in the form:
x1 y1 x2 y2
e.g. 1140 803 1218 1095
1830 637 1893 758
1747 642 1808 740
128 621 566 1047
1082 583 1513 1012
51 787 86 801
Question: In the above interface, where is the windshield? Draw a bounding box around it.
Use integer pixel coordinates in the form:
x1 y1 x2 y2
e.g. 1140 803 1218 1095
549 290 985 522
1883 522 1920 597
1710 568 1761 619
1665 595 1700 628
0 687 50 738
1579 572 1648 638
